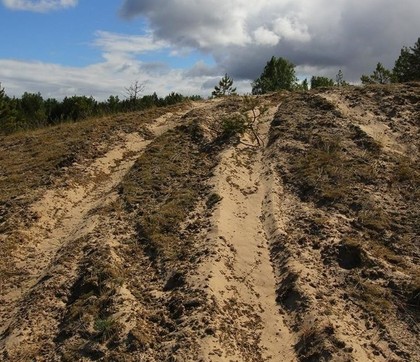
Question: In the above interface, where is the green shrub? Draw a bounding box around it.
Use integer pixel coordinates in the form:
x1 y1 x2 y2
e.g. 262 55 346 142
221 114 247 138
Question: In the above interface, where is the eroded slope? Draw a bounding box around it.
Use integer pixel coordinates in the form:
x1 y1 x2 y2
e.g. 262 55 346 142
267 83 419 361
0 84 419 362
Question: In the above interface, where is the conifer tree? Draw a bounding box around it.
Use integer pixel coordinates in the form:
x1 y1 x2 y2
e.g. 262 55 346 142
361 62 392 84
0 83 6 120
335 69 348 87
252 56 297 94
0 83 17 134
0 83 11 123
393 37 420 82
212 74 237 97
310 76 335 88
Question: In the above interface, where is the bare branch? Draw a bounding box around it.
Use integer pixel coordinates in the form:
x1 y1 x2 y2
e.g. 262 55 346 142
124 81 145 101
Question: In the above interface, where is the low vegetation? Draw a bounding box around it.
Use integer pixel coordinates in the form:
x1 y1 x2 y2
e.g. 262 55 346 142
0 35 419 362
269 84 419 360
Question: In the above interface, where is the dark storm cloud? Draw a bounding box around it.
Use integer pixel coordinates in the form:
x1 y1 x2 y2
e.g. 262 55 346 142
120 0 244 50
121 0 420 82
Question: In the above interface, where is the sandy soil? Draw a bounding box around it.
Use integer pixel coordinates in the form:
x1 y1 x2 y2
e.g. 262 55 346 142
1 84 418 361
0 106 200 360
194 106 297 361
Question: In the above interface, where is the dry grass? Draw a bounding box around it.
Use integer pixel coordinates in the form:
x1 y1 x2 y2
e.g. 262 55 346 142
120 122 217 264
0 105 189 281
295 320 337 362
270 87 420 351
350 275 393 320
357 203 390 233
0 105 186 203
290 136 352 205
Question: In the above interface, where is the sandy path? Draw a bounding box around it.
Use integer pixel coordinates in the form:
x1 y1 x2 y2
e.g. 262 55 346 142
321 92 407 155
197 106 297 361
0 108 193 355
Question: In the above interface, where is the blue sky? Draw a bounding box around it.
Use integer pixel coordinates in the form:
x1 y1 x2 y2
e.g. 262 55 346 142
0 1 212 68
0 0 218 99
0 0 419 99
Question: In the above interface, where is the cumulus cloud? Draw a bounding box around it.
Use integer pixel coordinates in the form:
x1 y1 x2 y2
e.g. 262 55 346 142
94 31 169 55
253 27 280 46
2 0 77 12
2 1 419 99
120 0 252 49
184 60 220 78
0 57 215 100
120 0 420 82
273 17 311 43
0 57 249 100
0 31 216 99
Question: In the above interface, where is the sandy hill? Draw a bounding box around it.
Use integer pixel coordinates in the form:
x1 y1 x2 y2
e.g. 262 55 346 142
0 83 419 361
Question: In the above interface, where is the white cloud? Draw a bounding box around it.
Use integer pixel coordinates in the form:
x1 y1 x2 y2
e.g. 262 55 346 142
119 0 316 49
273 17 310 43
0 27 225 99
2 0 78 12
253 27 280 46
2 0 420 99
0 54 221 100
120 0 420 82
93 31 169 55
120 0 252 49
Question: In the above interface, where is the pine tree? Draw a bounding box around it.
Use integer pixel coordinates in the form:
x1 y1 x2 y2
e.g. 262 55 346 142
361 63 392 84
212 74 237 97
335 69 348 87
310 76 335 88
393 38 420 82
252 56 297 94
0 83 6 120
0 83 17 134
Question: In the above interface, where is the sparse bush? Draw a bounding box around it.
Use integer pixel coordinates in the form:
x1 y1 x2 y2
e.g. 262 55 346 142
221 113 247 138
407 278 420 309
94 318 118 341
357 202 390 233
218 96 268 145
352 278 393 318
292 137 350 204
335 69 349 87
206 192 222 208
295 321 335 361
241 95 268 146
393 157 419 183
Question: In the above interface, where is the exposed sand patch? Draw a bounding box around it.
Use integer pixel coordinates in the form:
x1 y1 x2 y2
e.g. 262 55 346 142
322 92 407 154
196 106 297 361
0 108 192 356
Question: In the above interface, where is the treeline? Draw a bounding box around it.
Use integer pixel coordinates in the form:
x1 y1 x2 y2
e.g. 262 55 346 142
0 87 201 135
213 34 419 98
250 37 420 94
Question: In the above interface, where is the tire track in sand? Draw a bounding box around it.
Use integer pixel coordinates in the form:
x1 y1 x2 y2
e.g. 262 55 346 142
196 106 297 361
0 107 201 358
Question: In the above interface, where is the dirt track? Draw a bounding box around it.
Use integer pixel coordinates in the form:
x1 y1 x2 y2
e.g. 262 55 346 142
195 106 297 361
1 84 419 361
